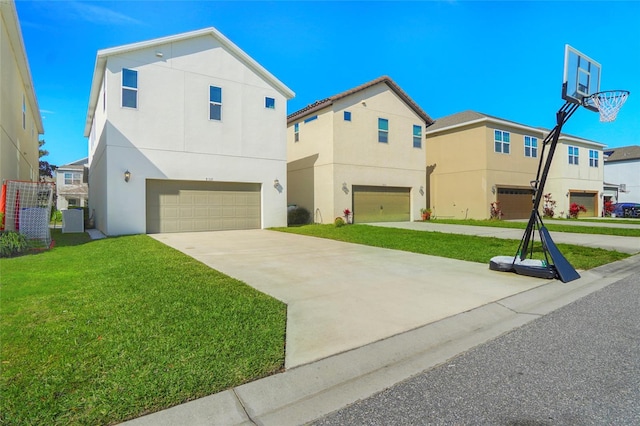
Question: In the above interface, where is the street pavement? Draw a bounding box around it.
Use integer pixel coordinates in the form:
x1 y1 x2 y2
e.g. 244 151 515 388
313 272 640 425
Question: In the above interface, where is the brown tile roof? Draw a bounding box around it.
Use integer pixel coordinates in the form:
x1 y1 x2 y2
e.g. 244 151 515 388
603 145 640 162
287 76 434 125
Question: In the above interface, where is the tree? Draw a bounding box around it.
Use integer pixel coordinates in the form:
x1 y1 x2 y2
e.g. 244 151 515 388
38 139 56 180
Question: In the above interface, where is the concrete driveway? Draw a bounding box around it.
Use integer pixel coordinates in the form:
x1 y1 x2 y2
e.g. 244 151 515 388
151 230 548 368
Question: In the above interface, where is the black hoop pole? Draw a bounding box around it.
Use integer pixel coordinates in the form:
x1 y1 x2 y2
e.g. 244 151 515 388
519 101 580 261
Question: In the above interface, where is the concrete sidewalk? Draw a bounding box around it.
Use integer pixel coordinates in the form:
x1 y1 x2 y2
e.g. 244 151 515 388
368 221 640 254
124 228 640 425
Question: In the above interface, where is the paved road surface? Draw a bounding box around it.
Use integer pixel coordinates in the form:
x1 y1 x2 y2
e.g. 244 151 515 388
314 273 640 425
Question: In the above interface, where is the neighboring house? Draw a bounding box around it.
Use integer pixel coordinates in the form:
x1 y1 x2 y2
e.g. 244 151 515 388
287 76 434 224
84 28 294 236
603 145 640 204
426 111 604 220
0 0 43 184
55 158 88 210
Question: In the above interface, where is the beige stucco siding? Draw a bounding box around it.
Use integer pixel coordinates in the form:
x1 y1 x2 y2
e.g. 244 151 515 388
287 81 427 223
0 6 41 183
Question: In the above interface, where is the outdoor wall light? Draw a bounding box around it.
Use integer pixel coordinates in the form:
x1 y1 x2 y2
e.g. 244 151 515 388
274 179 279 188
124 170 131 183
342 182 349 195
491 185 496 194
419 186 425 196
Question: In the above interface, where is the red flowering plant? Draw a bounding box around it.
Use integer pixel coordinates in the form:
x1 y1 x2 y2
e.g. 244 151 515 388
542 193 556 218
343 208 352 224
603 201 614 217
490 201 504 220
568 202 587 219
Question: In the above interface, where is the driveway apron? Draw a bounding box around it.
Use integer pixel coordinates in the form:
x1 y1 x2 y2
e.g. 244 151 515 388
151 230 547 368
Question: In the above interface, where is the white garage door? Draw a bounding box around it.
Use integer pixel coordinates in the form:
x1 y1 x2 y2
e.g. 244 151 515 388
146 180 261 233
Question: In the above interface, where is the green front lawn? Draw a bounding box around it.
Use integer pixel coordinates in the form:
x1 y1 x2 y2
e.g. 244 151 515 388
430 218 640 237
275 224 629 270
0 231 286 426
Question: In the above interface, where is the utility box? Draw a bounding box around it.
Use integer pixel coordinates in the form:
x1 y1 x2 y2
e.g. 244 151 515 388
62 209 84 233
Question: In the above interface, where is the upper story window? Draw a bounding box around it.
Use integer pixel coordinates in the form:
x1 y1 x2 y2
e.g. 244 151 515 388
413 125 422 148
64 172 82 185
304 115 318 123
209 86 222 120
589 149 599 167
344 111 351 121
378 118 389 143
524 136 538 158
294 123 299 142
122 68 138 108
265 97 275 109
568 146 579 165
22 94 26 129
494 130 510 154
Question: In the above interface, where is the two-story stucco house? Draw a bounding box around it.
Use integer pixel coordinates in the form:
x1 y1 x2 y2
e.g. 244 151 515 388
55 158 88 210
603 145 640 204
0 0 43 184
84 28 294 236
426 111 604 219
287 76 434 224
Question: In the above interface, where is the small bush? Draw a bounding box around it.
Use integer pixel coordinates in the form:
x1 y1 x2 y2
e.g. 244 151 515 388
0 231 29 257
543 193 556 218
334 217 345 227
490 201 504 220
287 206 311 226
569 202 587 219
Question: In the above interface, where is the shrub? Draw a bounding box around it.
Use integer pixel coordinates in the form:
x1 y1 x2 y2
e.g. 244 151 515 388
569 202 587 219
490 201 504 220
334 217 345 227
543 193 556 218
287 206 310 226
603 200 614 217
0 231 29 257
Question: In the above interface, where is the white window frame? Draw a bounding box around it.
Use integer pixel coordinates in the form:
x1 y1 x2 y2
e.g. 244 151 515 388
294 123 299 142
494 130 510 154
265 97 275 109
524 135 538 158
22 94 26 129
209 86 222 121
378 118 389 143
413 125 422 148
121 68 138 109
568 146 579 165
589 149 599 167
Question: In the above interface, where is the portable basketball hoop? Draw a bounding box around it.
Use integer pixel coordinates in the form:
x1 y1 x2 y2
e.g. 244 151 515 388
490 45 630 283
584 90 630 122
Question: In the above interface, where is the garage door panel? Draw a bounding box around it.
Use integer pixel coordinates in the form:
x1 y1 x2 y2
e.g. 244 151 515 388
146 180 261 233
353 186 410 223
570 193 596 217
497 188 533 220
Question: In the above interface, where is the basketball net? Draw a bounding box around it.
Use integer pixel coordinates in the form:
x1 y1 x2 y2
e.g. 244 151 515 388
585 90 630 122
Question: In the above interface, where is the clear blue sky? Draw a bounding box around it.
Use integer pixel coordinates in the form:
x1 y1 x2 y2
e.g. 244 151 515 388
15 0 640 167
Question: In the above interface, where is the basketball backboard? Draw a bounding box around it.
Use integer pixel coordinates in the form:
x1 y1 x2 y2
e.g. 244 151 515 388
562 44 601 111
